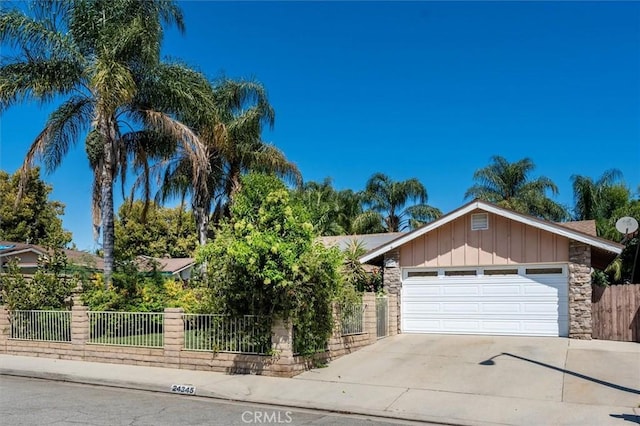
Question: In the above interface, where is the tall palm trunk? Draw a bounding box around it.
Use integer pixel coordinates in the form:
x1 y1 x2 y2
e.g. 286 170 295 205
227 162 242 208
193 192 209 246
98 115 117 287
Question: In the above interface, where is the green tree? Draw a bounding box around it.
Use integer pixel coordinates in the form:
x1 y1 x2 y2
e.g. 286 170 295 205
354 173 441 233
1 0 213 283
0 246 74 310
0 168 71 246
114 199 197 260
156 78 299 245
599 189 639 283
294 178 364 236
571 169 625 231
197 174 344 353
342 241 382 292
465 156 568 221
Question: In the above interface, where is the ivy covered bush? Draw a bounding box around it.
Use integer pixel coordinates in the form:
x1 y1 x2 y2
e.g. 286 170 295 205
197 174 348 354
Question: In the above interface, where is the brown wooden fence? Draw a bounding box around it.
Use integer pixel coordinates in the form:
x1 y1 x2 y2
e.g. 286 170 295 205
592 284 640 342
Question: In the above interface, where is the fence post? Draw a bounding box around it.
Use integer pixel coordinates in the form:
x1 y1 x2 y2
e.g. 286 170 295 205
71 305 89 347
271 318 294 375
331 303 342 339
363 292 377 344
164 308 184 366
387 293 398 336
0 305 9 352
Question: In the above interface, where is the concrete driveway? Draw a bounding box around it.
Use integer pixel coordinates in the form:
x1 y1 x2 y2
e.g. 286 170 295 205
295 334 640 423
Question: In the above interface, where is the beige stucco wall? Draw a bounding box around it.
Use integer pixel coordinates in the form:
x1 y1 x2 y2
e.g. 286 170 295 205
400 210 569 268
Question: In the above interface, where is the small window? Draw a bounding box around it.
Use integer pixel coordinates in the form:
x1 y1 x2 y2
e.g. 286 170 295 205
525 267 563 275
471 213 489 230
407 271 438 278
484 268 518 276
444 270 477 276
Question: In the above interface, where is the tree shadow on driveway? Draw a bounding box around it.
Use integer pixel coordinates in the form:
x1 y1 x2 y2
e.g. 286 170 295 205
479 352 640 395
609 413 640 424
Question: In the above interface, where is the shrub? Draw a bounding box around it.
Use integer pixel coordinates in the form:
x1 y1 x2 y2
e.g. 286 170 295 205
198 174 351 355
0 247 75 310
81 261 206 312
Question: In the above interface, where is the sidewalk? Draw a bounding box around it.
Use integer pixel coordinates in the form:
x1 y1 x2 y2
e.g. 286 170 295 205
1 354 638 426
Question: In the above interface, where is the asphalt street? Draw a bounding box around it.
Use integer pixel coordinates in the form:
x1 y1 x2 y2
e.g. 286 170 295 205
0 375 426 426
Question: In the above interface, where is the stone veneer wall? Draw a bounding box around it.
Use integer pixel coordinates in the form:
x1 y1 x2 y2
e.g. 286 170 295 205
0 293 391 377
383 248 402 334
568 241 592 339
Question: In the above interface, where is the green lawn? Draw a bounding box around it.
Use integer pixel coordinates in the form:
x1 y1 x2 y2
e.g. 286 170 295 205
87 330 270 353
88 332 164 347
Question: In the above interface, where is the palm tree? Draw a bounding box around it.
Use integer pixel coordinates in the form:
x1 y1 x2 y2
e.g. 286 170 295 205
354 173 441 233
1 0 213 283
295 178 364 235
465 156 568 221
210 79 301 223
571 169 623 220
155 78 300 245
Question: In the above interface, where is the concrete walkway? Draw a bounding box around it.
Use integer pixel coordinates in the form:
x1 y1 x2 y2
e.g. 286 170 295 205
1 335 639 426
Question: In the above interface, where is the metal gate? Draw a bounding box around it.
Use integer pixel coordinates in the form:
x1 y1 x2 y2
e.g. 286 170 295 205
376 295 388 339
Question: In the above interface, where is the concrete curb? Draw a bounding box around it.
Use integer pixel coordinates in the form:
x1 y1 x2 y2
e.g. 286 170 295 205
0 367 481 426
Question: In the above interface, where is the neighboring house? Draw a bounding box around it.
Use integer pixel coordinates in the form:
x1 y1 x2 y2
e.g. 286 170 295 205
358 200 623 339
0 242 195 280
134 255 195 280
0 241 103 274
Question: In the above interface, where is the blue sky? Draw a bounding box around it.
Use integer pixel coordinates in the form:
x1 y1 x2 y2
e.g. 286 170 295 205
1 1 639 251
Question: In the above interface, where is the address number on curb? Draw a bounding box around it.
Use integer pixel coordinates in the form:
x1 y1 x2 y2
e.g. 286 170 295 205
170 384 196 395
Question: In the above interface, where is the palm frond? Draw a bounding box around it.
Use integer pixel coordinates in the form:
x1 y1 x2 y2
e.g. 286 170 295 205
352 210 385 234
0 59 82 111
0 7 77 59
136 62 215 126
16 96 93 205
405 204 442 223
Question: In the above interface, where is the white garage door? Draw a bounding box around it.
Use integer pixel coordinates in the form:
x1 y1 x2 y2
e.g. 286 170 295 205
401 265 569 337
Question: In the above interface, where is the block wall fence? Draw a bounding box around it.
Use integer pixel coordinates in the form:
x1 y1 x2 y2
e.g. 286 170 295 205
0 293 398 378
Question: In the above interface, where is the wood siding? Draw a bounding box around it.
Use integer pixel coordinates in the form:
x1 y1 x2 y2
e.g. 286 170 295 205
592 284 640 342
400 210 569 267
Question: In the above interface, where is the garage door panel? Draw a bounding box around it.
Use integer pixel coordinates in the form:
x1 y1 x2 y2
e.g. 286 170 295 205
401 266 569 337
403 302 440 313
482 303 522 313
522 284 561 295
404 319 441 330
442 286 480 296
442 303 481 313
522 321 563 334
523 303 561 313
481 320 522 332
405 285 440 295
482 285 521 296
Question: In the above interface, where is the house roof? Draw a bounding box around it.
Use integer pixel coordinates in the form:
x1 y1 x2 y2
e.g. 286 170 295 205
0 241 104 270
318 232 405 252
0 241 194 274
359 200 624 265
558 220 597 237
134 256 195 274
